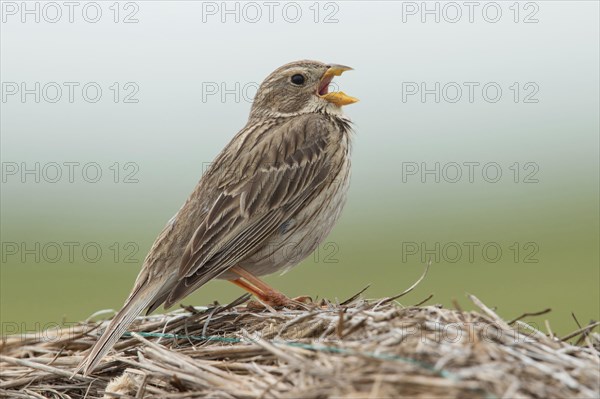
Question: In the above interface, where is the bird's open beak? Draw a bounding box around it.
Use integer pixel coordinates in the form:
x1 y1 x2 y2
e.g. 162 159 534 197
318 64 359 106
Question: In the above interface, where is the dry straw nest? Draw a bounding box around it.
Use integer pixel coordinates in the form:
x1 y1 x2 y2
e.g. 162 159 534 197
1 291 598 399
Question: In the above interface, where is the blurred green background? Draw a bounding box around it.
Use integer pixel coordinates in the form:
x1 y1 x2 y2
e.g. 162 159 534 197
1 1 598 337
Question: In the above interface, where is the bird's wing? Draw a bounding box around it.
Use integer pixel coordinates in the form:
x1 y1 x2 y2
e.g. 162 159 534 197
164 114 337 307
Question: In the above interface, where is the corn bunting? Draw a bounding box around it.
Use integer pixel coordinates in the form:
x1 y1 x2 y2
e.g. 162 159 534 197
77 60 358 375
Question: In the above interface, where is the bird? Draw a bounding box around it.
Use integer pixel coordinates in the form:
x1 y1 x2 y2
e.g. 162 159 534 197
76 60 358 375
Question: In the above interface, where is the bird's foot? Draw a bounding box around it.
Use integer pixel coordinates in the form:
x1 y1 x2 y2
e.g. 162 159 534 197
228 267 314 310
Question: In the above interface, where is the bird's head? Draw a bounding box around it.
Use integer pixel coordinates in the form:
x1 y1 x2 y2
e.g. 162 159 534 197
250 60 358 118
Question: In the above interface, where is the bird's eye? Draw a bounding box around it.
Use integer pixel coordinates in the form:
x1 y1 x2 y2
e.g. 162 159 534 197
290 74 305 85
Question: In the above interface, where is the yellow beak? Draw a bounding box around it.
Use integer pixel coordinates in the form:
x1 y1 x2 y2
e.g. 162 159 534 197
319 64 359 106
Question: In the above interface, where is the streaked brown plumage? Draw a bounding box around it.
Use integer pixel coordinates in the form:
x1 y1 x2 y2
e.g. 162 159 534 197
76 60 358 375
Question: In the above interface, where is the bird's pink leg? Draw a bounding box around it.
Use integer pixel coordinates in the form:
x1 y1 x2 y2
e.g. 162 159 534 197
228 266 310 307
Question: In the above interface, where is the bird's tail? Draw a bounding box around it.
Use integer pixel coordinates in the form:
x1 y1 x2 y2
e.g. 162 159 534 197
73 282 163 376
